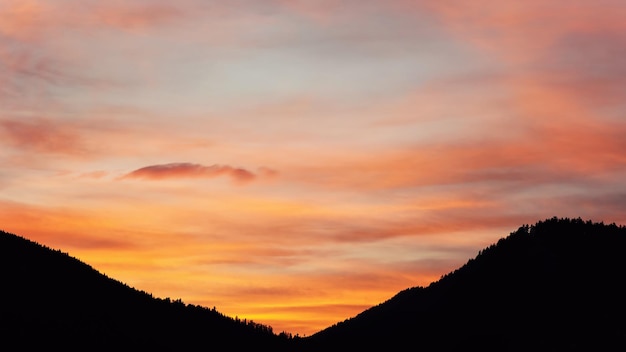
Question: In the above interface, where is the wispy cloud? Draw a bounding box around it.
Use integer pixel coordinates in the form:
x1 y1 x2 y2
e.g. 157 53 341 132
94 2 185 32
0 199 136 251
0 117 87 156
0 0 189 107
0 0 187 40
122 162 259 183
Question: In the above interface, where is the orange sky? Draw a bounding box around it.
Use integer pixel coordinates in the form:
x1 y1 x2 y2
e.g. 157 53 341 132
2 0 626 336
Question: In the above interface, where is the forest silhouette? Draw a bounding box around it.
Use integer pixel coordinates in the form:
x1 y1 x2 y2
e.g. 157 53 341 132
0 229 292 351
2 217 626 351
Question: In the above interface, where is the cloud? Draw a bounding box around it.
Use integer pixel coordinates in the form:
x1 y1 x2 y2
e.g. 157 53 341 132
0 117 87 156
0 115 219 164
94 2 185 32
0 200 136 251
0 1 188 104
318 211 531 244
0 39 122 113
122 162 258 183
410 0 626 60
0 0 187 41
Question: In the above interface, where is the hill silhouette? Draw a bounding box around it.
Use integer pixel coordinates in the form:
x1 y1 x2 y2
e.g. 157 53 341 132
0 230 292 351
298 217 626 351
3 217 626 351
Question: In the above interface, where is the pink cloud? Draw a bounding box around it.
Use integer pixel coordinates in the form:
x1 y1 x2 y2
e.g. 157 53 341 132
0 117 87 156
411 1 626 60
95 2 185 31
123 162 258 183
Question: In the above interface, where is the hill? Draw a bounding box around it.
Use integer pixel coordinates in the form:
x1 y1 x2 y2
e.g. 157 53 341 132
4 217 626 351
298 217 626 351
0 230 292 351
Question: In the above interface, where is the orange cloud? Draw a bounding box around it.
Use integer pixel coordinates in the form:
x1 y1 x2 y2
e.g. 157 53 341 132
412 1 626 62
122 163 258 183
0 200 135 251
0 0 48 41
388 1 626 123
0 0 187 40
277 94 626 191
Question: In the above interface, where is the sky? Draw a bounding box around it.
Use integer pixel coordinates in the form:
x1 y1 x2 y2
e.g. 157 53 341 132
1 0 626 336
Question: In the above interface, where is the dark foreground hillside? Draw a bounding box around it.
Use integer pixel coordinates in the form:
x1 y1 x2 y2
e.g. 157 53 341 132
3 217 626 351
299 217 626 351
0 230 292 351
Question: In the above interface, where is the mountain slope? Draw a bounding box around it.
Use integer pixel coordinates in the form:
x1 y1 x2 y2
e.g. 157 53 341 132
299 217 626 351
0 230 291 351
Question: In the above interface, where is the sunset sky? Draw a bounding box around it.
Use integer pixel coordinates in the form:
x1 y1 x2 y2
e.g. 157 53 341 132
2 0 626 335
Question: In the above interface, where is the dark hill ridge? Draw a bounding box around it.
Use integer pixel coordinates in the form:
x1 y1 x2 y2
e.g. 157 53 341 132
0 230 292 351
3 217 626 351
300 217 626 351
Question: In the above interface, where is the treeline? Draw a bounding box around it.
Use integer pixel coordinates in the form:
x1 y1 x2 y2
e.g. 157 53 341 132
0 229 294 351
301 217 626 351
435 216 625 285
